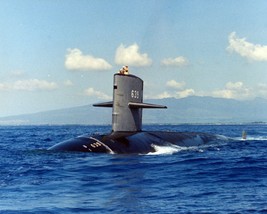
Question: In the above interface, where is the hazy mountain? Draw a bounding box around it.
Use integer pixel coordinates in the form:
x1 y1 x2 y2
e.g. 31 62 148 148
1 96 267 125
143 96 267 124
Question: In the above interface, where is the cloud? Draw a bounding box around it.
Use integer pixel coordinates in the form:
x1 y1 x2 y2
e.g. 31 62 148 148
227 32 267 61
154 91 173 99
166 80 195 98
84 87 111 100
115 43 152 66
65 48 112 71
13 79 58 91
0 83 8 91
153 80 194 99
10 70 26 77
154 89 195 99
212 81 252 99
161 56 188 67
0 79 58 91
212 82 267 99
166 80 185 89
64 80 74 87
176 89 195 98
153 80 267 100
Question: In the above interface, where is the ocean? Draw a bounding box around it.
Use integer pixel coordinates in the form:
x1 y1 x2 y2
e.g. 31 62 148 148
0 124 267 213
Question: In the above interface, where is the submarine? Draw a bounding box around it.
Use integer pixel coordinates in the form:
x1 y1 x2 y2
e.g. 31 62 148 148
49 66 226 154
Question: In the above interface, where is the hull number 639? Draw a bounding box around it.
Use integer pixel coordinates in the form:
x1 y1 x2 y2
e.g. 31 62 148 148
131 90 139 99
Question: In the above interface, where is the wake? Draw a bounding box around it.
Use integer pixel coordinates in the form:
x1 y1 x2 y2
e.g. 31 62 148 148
145 134 232 156
146 144 208 155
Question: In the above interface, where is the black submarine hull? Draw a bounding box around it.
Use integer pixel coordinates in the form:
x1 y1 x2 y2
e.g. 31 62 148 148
49 131 227 154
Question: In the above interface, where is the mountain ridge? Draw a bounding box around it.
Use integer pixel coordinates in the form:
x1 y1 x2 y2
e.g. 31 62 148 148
1 96 267 125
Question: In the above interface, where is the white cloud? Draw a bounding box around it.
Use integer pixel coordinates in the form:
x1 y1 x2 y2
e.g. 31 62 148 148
115 43 152 66
212 81 252 100
0 79 58 91
13 79 58 91
64 80 74 87
176 89 195 98
154 91 173 99
154 89 195 99
84 87 111 100
152 80 267 101
166 80 185 89
65 48 112 71
227 32 267 61
153 80 194 99
10 70 26 77
0 83 8 91
161 56 188 66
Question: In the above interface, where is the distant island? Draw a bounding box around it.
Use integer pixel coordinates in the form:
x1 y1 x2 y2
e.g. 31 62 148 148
1 96 267 125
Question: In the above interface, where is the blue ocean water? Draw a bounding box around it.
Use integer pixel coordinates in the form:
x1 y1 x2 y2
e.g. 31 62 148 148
0 124 267 213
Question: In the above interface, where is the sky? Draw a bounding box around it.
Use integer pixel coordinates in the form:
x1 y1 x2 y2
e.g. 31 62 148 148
1 0 267 117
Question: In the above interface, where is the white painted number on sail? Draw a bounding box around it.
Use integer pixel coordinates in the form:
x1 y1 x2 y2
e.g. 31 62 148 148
131 90 139 99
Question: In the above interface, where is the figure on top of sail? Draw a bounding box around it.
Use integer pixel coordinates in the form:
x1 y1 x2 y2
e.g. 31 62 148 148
119 65 129 75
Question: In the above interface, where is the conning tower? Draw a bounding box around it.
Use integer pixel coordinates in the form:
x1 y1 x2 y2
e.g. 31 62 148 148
93 67 167 132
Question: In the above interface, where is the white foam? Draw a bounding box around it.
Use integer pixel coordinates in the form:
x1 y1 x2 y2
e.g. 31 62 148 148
147 144 188 155
233 136 267 141
145 140 227 155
